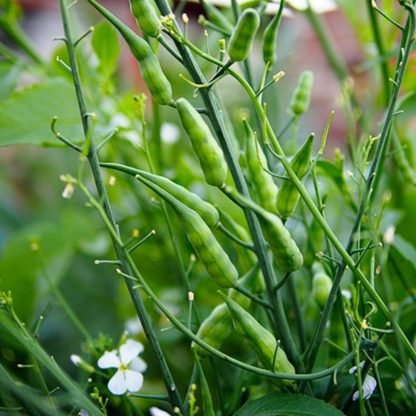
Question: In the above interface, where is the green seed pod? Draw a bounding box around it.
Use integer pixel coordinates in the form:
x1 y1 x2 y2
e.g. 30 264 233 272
87 0 172 105
193 303 233 356
244 119 279 213
259 210 303 272
129 0 160 38
276 133 314 220
100 163 219 227
137 172 219 227
262 0 284 65
290 71 314 116
193 267 264 356
228 8 260 62
176 98 228 187
139 52 173 105
311 262 332 308
223 295 295 378
180 207 239 288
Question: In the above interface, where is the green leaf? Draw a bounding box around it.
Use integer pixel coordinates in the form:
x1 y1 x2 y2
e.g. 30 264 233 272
0 78 82 147
91 21 120 78
392 235 416 269
0 208 98 322
0 60 23 99
233 393 345 416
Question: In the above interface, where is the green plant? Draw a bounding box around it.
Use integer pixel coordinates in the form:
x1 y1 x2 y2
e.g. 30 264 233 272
1 0 416 415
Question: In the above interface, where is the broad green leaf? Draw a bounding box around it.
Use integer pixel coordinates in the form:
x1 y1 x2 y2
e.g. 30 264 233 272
0 78 82 147
0 208 98 322
233 393 344 416
91 21 120 78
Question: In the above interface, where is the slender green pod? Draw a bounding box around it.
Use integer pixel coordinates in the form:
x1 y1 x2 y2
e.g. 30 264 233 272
276 133 314 220
200 0 233 34
223 187 303 271
87 0 172 104
311 261 333 308
228 8 260 62
223 295 295 379
176 98 228 187
129 0 160 38
262 0 284 65
100 162 220 226
244 119 279 213
289 71 314 116
193 267 264 356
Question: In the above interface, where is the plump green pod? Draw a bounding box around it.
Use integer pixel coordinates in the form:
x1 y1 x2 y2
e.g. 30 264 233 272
276 133 314 220
244 120 279 213
259 211 303 272
224 296 295 378
129 0 160 38
176 98 228 187
262 0 284 65
139 52 173 105
228 8 260 62
181 208 238 288
290 71 314 116
311 262 332 308
87 0 172 105
193 267 264 356
193 303 233 356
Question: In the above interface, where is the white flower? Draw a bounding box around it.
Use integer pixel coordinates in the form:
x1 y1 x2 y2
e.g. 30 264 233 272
353 375 377 401
383 225 396 245
97 339 147 395
70 354 82 366
349 360 365 374
124 317 143 335
161 122 180 144
149 407 171 416
79 410 89 416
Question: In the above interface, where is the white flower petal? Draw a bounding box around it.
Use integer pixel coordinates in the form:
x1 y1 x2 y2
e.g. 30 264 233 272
161 122 180 144
70 354 82 366
108 370 128 395
124 369 144 393
353 375 377 401
97 351 121 369
124 317 143 335
119 339 144 365
79 410 89 416
149 407 171 416
287 0 338 13
129 357 147 373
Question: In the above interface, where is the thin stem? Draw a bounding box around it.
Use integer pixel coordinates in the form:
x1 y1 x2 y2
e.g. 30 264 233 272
58 1 184 411
0 313 103 416
125 252 357 382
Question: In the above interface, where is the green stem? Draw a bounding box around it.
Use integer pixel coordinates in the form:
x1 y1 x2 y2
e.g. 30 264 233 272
59 1 184 411
366 0 391 105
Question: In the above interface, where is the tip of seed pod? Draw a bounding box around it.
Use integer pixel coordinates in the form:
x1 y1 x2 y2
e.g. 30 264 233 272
116 268 122 274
